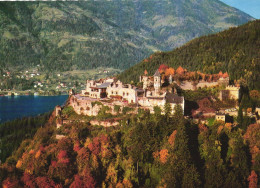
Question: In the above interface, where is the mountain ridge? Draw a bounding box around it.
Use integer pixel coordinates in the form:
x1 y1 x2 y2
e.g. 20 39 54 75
0 1 254 71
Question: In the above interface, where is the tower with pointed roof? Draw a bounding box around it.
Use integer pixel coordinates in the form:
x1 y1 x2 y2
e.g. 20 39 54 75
154 69 161 92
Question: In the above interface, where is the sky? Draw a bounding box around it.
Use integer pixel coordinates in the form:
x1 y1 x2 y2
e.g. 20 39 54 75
219 0 260 19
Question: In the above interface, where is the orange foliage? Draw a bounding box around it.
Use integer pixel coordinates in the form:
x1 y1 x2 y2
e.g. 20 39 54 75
29 149 34 155
158 64 169 73
144 69 148 75
122 179 133 188
116 182 124 188
218 71 223 77
153 151 160 160
199 124 208 133
223 72 229 78
168 130 177 146
16 160 22 168
2 178 19 188
144 59 149 63
35 150 41 159
225 123 232 131
248 170 258 188
35 176 57 188
165 68 175 76
159 149 169 164
217 125 224 134
251 146 260 163
74 142 81 152
244 124 260 148
176 66 185 75
247 108 252 113
57 150 70 164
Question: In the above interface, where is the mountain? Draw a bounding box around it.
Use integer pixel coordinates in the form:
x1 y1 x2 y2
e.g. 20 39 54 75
0 1 254 72
118 20 260 90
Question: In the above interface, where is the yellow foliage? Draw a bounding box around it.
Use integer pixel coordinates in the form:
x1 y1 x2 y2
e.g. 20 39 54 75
84 138 91 148
16 160 22 168
106 163 118 184
92 154 99 169
25 169 32 175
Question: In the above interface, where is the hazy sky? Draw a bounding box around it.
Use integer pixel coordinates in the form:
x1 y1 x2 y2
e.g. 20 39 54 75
219 0 260 19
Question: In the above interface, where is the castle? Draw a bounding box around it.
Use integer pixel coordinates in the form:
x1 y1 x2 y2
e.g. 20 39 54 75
69 66 239 118
70 69 185 116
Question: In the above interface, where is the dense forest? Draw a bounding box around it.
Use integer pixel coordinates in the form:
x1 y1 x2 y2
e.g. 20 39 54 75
1 103 259 187
0 113 51 164
0 1 253 71
118 20 260 90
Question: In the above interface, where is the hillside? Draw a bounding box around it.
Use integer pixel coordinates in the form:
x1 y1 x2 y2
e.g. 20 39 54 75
118 20 260 90
1 104 259 187
0 1 254 72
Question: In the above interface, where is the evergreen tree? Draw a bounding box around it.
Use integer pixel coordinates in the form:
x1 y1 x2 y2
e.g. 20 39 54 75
165 108 200 187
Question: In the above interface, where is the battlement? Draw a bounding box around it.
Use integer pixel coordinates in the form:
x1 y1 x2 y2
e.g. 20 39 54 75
226 85 240 90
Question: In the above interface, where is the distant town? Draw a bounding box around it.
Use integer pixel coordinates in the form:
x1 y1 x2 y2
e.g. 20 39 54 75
0 65 121 96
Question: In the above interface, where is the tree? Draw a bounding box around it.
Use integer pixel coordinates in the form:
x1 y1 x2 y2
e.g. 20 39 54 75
158 64 169 73
164 116 200 187
237 106 243 126
165 68 175 76
248 171 258 188
164 103 172 120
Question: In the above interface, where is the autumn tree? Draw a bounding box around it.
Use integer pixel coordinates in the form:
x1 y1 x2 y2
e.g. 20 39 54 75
158 64 169 73
248 170 258 188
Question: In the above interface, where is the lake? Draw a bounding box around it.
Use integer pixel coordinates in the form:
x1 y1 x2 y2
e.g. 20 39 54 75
0 95 68 123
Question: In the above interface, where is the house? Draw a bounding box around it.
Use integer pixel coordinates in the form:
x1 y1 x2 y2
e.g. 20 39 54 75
215 112 226 122
82 79 114 99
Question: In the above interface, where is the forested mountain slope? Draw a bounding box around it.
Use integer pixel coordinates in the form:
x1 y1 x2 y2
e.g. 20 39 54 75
119 20 260 90
0 1 254 71
1 105 259 187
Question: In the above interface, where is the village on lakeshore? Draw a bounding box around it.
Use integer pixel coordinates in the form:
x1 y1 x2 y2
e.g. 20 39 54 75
54 65 260 128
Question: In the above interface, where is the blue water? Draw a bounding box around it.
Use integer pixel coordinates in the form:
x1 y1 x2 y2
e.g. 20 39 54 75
0 95 68 123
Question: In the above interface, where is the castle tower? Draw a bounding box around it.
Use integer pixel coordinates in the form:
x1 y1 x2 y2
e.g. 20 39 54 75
154 69 161 93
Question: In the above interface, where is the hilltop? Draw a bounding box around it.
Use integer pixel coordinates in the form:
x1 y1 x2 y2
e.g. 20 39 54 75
118 20 260 90
0 1 254 72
